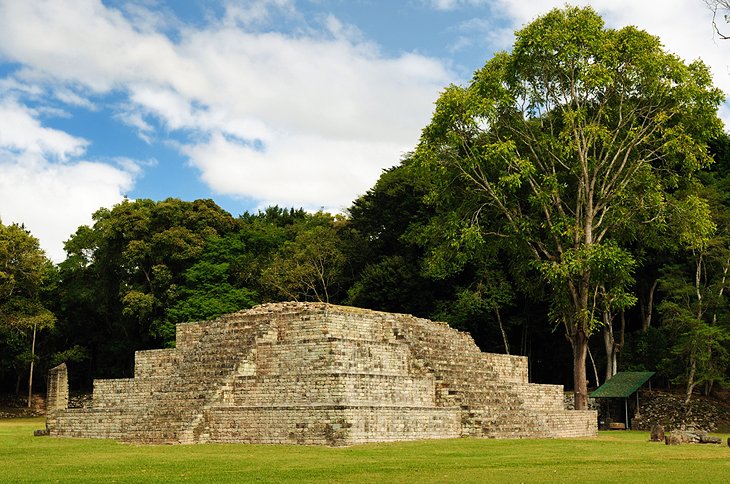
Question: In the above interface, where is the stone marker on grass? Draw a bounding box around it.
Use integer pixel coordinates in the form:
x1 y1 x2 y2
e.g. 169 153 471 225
650 424 664 442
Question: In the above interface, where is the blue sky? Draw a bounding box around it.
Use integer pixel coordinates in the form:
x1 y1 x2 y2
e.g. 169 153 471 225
0 0 728 262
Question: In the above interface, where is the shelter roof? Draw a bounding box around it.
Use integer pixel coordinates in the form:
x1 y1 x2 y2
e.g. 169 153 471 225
590 371 655 398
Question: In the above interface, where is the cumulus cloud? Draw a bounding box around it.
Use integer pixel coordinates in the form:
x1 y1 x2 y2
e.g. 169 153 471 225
222 0 297 28
0 99 136 262
0 155 136 262
0 0 451 214
0 97 88 160
182 130 400 212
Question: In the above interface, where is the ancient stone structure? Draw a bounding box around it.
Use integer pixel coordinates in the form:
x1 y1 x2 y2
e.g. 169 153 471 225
46 302 597 445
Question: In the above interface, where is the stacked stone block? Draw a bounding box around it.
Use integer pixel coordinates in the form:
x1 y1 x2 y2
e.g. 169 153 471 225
47 302 596 445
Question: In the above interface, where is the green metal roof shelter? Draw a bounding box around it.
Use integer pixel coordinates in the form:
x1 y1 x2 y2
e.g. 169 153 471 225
590 371 654 429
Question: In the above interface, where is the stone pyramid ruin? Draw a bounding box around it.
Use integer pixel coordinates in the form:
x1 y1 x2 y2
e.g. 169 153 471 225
46 302 597 445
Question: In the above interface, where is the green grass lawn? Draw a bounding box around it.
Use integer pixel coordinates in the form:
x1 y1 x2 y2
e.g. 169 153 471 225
1 418 729 483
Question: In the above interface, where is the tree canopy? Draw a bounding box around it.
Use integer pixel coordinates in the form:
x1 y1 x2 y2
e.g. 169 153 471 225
0 220 55 403
414 6 725 408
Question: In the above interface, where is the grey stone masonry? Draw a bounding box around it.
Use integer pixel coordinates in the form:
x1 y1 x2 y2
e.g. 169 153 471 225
46 363 69 434
46 302 597 445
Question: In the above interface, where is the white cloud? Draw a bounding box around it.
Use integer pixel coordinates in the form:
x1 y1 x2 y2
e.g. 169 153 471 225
0 0 451 206
0 77 44 98
182 130 402 212
53 88 96 110
0 98 138 262
114 107 156 144
0 151 136 263
222 0 297 28
427 0 490 10
447 17 513 55
0 97 88 160
0 0 452 260
0 0 197 93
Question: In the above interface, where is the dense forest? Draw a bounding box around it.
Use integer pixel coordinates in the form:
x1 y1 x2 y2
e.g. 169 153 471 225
1 7 729 408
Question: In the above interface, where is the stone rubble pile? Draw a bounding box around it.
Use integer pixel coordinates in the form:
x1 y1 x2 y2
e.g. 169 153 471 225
563 393 599 411
0 408 42 418
0 393 45 418
631 391 730 432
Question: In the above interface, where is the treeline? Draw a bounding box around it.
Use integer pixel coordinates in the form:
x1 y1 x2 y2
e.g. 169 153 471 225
1 7 729 406
2 131 729 400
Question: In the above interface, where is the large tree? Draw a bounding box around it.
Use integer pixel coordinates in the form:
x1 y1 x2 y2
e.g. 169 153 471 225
0 221 55 404
416 6 724 409
58 198 239 376
261 212 347 303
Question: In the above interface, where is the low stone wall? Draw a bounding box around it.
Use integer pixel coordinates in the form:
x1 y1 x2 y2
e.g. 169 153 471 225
205 406 461 445
50 409 133 440
47 302 597 445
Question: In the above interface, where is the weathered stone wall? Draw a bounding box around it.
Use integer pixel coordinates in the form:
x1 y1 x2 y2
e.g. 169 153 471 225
47 302 597 445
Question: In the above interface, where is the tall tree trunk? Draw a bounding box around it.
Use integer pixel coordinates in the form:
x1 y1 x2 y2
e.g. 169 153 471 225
618 310 626 353
27 322 37 408
641 279 658 332
705 380 713 396
711 255 729 326
495 308 510 355
602 311 616 384
695 252 704 319
588 345 600 388
685 355 697 405
568 263 592 410
571 330 589 410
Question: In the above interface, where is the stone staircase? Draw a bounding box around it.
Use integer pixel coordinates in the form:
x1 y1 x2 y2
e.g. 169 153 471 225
123 314 267 443
392 314 594 438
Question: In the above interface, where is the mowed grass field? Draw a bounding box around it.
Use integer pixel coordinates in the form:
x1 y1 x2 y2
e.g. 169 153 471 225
1 418 729 483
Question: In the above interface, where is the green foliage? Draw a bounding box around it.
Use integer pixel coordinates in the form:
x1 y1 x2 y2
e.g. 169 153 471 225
56 198 240 376
50 345 89 368
414 5 724 406
0 222 54 325
347 163 442 316
0 221 55 390
656 168 730 400
164 234 259 343
262 215 346 303
347 255 438 317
